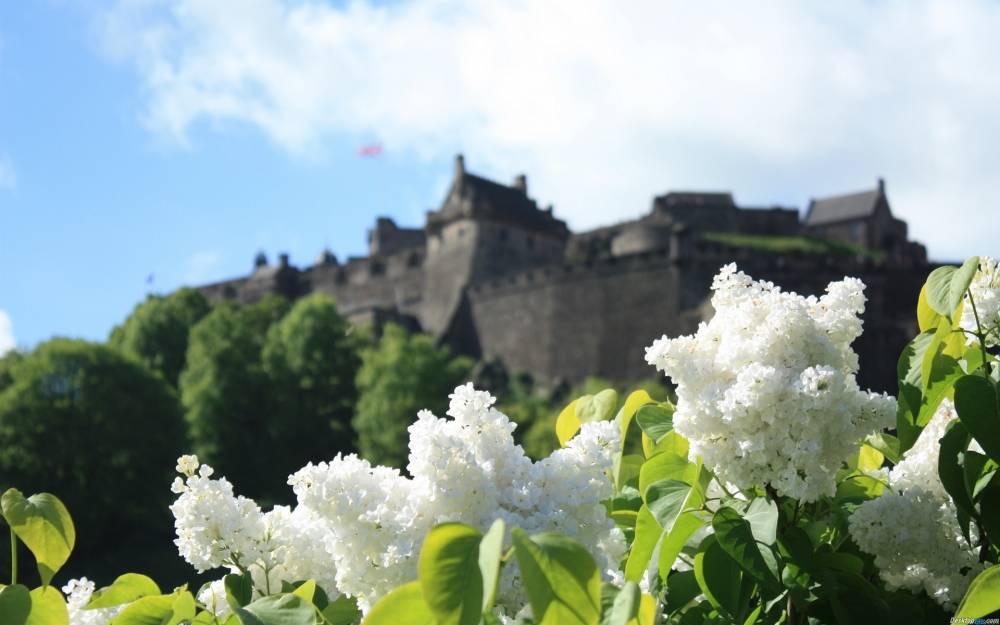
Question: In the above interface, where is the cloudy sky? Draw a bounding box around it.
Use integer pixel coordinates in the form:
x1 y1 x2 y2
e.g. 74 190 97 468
2 0 1000 351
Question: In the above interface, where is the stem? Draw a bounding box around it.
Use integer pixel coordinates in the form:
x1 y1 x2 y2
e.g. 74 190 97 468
10 528 16 586
787 594 799 625
968 293 993 381
979 522 993 564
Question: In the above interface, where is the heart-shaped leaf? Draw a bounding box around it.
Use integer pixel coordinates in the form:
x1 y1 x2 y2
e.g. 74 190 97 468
1 490 75 586
417 523 484 625
86 574 161 609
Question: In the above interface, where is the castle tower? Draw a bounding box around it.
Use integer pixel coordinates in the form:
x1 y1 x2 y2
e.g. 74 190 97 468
419 154 569 338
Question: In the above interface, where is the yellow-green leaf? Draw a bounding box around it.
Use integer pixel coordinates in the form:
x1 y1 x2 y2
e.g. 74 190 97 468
1 490 75 586
361 582 434 625
556 399 581 446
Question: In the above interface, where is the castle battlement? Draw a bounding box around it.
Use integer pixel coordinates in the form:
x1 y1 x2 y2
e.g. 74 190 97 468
194 156 930 392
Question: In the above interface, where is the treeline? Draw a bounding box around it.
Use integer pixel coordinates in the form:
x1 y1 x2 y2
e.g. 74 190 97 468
0 289 667 586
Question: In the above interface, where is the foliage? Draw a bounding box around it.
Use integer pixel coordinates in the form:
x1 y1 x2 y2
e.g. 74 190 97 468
353 324 473 468
0 339 186 583
180 302 277 500
109 288 211 387
17 256 1000 624
261 294 362 488
701 231 880 259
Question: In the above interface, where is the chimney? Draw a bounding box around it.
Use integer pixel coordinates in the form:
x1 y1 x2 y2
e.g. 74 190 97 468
877 177 885 194
455 154 465 179
279 253 290 268
513 174 527 193
254 251 268 269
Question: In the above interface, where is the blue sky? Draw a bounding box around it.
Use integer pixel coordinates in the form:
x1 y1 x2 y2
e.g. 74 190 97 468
3 0 1000 352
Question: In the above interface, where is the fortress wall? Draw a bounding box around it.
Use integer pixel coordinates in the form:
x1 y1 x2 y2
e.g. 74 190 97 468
468 253 688 385
469 250 925 392
305 260 425 318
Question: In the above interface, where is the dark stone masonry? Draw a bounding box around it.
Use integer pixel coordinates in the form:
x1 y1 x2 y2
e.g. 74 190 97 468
197 155 932 393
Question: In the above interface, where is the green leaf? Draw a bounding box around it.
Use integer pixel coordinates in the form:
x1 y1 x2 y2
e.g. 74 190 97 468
478 519 505 614
0 490 75 586
950 257 981 314
0 584 31 625
614 390 653 444
86 574 161 609
663 570 699 615
693 536 743 620
224 574 254 612
512 528 600 625
165 591 196 625
742 498 778 546
576 389 619 424
623 507 660 582
864 432 901 464
926 265 958 316
321 596 360 625
417 523 484 625
712 506 780 592
109 594 175 625
28 585 68 625
555 400 581 447
361 582 434 625
638 447 695 495
955 564 1000 618
235 594 316 625
635 404 674 445
600 581 639 625
896 331 935 451
644 480 696 532
937 420 976 524
290 580 316 605
916 284 942 332
954 375 1000 462
656 512 704 582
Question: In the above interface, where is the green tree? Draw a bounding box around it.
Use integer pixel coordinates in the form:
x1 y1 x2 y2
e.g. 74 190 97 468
354 324 473 469
261 294 361 488
0 339 187 584
109 288 211 386
180 301 277 501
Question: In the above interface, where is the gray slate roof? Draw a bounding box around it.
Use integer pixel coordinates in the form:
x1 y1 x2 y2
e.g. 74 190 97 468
806 188 880 226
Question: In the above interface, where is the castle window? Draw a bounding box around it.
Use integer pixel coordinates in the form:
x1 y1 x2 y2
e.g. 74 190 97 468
407 252 421 268
370 262 385 276
335 270 347 285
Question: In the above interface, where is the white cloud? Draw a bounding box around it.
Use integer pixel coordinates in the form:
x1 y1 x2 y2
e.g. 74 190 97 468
98 0 1000 260
0 310 14 356
0 153 16 190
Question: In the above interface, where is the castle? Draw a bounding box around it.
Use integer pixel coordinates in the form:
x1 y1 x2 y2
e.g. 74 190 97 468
197 155 931 392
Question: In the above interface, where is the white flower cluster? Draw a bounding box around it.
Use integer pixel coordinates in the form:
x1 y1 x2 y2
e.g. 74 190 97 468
289 383 624 612
645 264 896 501
960 256 1000 347
171 384 624 614
170 455 340 599
63 578 122 625
849 400 982 608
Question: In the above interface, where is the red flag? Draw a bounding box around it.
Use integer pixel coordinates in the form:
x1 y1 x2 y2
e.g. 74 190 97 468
357 143 383 157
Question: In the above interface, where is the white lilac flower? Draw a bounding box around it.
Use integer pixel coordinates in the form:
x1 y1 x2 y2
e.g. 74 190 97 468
64 578 123 625
169 458 268 572
960 256 1000 346
171 384 623 615
288 383 624 613
645 264 896 502
849 400 983 609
